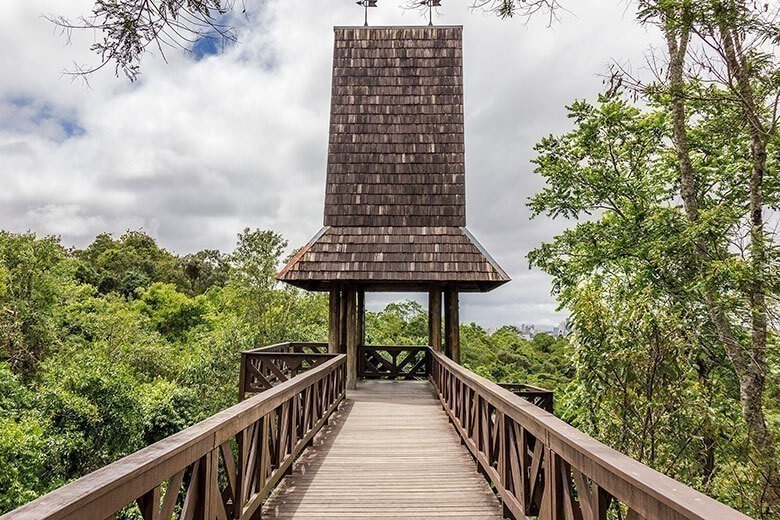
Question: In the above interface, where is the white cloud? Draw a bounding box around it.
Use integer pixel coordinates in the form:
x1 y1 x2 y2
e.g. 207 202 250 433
0 0 660 326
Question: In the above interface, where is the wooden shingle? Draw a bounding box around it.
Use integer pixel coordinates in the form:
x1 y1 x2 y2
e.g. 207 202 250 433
278 26 509 292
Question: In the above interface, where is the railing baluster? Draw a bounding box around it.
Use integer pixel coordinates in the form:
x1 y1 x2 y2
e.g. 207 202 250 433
136 485 160 520
180 459 202 520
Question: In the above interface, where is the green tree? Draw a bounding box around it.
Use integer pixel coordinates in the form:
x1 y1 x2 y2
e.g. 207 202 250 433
0 232 69 378
0 363 50 512
528 93 779 514
38 351 144 479
366 301 428 345
136 282 206 340
74 230 188 297
181 249 230 296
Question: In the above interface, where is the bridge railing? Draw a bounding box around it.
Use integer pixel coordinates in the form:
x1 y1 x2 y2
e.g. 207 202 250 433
239 342 331 399
498 383 554 413
3 354 346 520
430 351 748 520
358 345 430 379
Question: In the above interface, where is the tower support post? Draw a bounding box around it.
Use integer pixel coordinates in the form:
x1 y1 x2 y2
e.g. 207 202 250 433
328 287 341 354
428 286 442 352
444 287 460 363
346 287 358 390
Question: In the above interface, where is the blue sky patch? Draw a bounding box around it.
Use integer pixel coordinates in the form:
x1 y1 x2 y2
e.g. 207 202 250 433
5 96 85 139
192 35 222 60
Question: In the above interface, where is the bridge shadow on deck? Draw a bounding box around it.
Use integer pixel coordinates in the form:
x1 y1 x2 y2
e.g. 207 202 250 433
262 380 504 519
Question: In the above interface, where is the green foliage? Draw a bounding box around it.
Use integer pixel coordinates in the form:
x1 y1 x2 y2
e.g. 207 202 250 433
38 350 144 477
366 301 428 345
528 94 780 515
136 282 206 340
462 325 572 393
0 363 49 512
0 228 329 513
0 232 69 377
74 231 190 296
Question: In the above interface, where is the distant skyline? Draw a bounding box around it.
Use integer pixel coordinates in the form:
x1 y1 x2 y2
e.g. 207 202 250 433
0 1 659 327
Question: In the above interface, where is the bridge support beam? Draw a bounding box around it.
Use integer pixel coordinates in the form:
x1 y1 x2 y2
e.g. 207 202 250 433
444 287 460 364
428 286 442 352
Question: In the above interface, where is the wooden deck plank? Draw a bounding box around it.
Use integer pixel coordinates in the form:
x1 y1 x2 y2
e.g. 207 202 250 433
262 380 504 519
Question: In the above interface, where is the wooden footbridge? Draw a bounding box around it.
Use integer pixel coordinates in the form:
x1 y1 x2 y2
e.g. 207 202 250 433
4 343 748 519
1 24 751 520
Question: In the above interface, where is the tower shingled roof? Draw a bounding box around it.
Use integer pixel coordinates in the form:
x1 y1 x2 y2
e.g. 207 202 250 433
278 25 509 292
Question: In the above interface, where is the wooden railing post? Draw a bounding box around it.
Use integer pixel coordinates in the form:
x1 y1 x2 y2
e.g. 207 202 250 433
339 285 348 354
239 351 248 402
357 288 366 347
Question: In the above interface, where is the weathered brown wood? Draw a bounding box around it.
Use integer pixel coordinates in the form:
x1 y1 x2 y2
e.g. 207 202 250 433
428 286 442 352
444 286 460 363
345 287 358 390
135 485 159 520
262 381 503 519
241 353 338 396
499 383 554 413
338 285 347 354
359 345 430 379
238 349 248 401
3 355 346 520
276 27 511 293
328 288 340 354
357 288 366 347
429 351 750 520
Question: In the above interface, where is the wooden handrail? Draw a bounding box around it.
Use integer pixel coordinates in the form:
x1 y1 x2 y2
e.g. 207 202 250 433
240 352 338 399
498 383 554 413
430 351 748 520
242 342 328 354
3 355 346 520
358 345 430 380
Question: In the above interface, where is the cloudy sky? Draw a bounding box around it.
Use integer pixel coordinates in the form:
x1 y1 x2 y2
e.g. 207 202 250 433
1 0 659 327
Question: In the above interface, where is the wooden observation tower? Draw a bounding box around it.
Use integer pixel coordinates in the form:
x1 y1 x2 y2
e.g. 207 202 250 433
277 26 510 389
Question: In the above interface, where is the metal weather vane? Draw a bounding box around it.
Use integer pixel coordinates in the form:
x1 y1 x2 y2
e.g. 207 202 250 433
356 0 378 26
418 0 442 26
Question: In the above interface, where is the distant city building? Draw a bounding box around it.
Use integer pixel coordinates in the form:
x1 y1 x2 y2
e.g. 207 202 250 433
515 320 572 340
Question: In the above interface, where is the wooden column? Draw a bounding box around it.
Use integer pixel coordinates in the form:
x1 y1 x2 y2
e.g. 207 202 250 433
328 287 341 354
357 288 366 347
338 285 348 354
345 287 358 390
444 286 460 363
428 286 442 352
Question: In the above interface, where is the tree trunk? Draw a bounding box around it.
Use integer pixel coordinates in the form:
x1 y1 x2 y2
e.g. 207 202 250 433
664 9 779 510
717 18 779 509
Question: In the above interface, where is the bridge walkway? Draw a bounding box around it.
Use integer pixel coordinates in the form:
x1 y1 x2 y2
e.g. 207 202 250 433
262 380 504 519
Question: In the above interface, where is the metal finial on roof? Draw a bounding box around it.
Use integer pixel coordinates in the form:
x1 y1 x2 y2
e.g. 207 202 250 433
356 0 378 26
418 0 442 26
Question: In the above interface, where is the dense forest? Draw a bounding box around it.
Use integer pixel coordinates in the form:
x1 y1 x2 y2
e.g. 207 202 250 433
0 229 570 514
